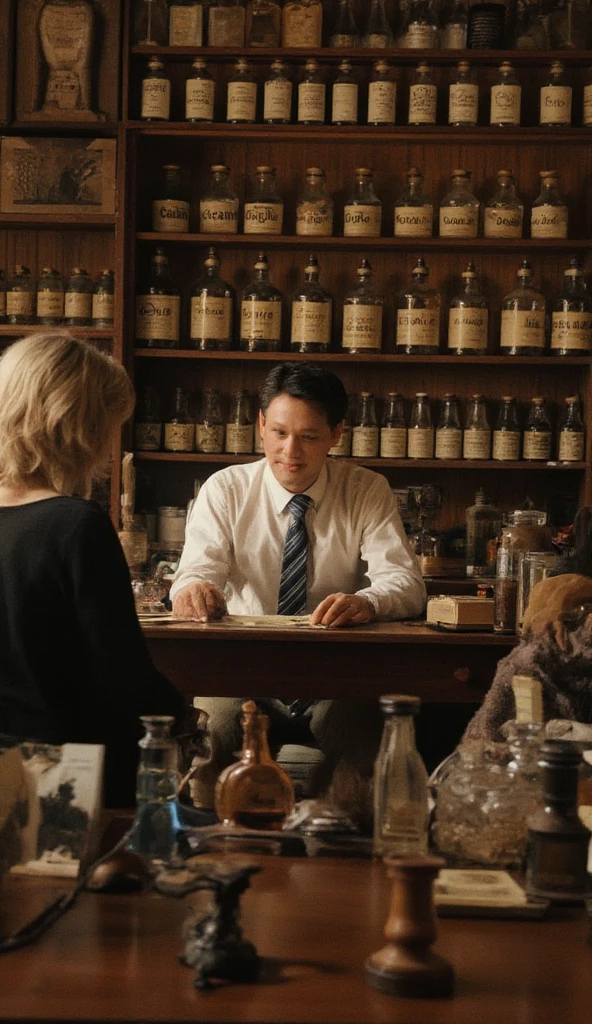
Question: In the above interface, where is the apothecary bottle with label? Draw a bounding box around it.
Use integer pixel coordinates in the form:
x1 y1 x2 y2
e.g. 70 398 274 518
208 0 246 45
435 394 462 460
264 61 292 124
557 396 585 463
463 394 492 460
134 385 163 453
539 61 572 126
141 57 171 121
246 0 281 45
408 62 437 125
164 387 194 453
447 262 489 354
331 61 358 126
408 393 434 459
196 388 225 454
185 58 215 123
329 393 356 457
490 62 521 126
551 259 592 356
190 248 234 350
523 397 552 461
394 167 433 237
64 268 93 326
449 61 478 127
169 1 203 45
484 170 523 239
500 261 546 356
6 265 35 325
343 168 382 238
135 248 180 350
92 269 114 328
352 393 379 458
244 166 283 235
439 170 479 238
200 164 239 235
296 167 334 236
530 171 568 240
240 252 282 352
297 59 325 125
282 0 322 47
341 258 383 353
330 0 359 46
367 60 396 126
226 391 254 455
440 0 468 48
291 255 332 354
398 0 440 48
227 59 256 124
152 164 189 234
465 488 501 577
381 393 407 459
37 267 64 326
362 0 393 46
493 396 521 461
0 270 5 323
396 257 440 355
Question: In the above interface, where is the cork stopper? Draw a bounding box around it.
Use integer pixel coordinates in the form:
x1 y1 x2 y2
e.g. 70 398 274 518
457 60 471 71
15 264 30 275
211 163 230 174
235 59 250 71
540 169 558 180
407 165 423 181
270 60 286 71
565 258 582 278
416 62 430 73
70 267 87 276
255 165 275 174
254 252 269 271
415 392 428 398
204 247 221 269
374 59 390 73
355 167 373 177
497 169 514 181
462 261 477 279
452 168 469 181
191 58 207 70
338 60 353 72
501 395 516 402
40 266 56 276
146 57 164 72
412 256 429 276
304 59 319 70
305 254 320 272
517 260 533 279
499 61 514 72
163 163 180 172
357 257 372 278
565 395 580 403
550 61 564 74
532 396 545 404
306 166 325 178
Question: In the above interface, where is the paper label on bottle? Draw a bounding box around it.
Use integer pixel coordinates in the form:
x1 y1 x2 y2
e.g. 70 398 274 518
135 422 162 452
332 83 358 123
152 199 190 233
341 305 382 349
540 85 572 124
500 309 545 349
396 310 439 349
551 311 592 350
296 203 333 235
448 308 488 350
208 7 245 45
407 428 434 459
226 423 254 454
195 423 224 453
297 82 325 122
408 83 436 124
37 292 64 318
435 428 462 460
441 25 466 48
584 84 592 125
364 33 388 48
352 426 379 458
449 83 478 123
141 78 170 120
240 300 281 341
405 24 438 47
6 291 34 316
530 205 568 238
169 5 203 45
244 202 283 234
329 424 351 457
368 81 396 124
490 84 521 124
439 207 478 237
136 295 180 341
463 428 491 460
186 78 215 120
164 423 194 451
523 430 551 460
484 207 522 238
343 204 382 236
394 204 433 237
199 199 239 234
282 7 322 47
291 301 331 345
493 430 521 461
558 430 585 462
190 295 232 341
64 291 92 319
92 292 113 322
264 80 292 121
227 81 257 122
380 427 407 458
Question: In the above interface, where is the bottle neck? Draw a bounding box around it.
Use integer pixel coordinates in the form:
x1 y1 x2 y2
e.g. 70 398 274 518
386 714 418 754
242 715 272 763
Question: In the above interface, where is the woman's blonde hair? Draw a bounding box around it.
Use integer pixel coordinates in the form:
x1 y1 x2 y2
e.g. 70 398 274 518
0 333 135 498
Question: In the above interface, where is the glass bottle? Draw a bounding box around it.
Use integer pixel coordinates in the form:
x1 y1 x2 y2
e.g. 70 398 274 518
557 396 585 462
134 385 163 452
394 167 433 237
281 0 322 48
381 393 407 459
484 170 523 239
449 60 478 127
531 171 568 240
63 267 93 326
92 269 114 328
227 59 257 124
493 396 521 461
352 392 379 458
164 387 194 452
583 65 592 126
440 0 468 48
169 0 203 45
396 257 440 355
330 0 359 46
263 61 292 124
494 509 551 633
215 700 294 829
490 61 521 127
447 261 489 354
500 261 546 356
467 0 507 48
6 265 35 325
152 163 189 234
407 392 434 459
551 259 592 356
329 392 356 457
439 169 479 238
290 255 332 354
540 61 572 127
398 0 440 49
244 165 283 235
240 252 282 352
297 59 325 125
362 0 394 47
331 60 358 126
189 247 234 350
523 397 552 462
343 168 382 238
126 716 181 862
463 394 491 460
513 0 547 48
226 391 254 454
246 0 281 45
367 60 396 126
341 258 383 353
296 167 334 237
435 394 462 460
199 164 239 235
135 248 180 350
141 57 171 121
196 388 225 453
208 0 246 46
0 269 5 323
548 0 589 49
185 58 215 123
465 488 501 576
373 694 429 859
36 266 64 325
133 0 168 44
408 61 437 125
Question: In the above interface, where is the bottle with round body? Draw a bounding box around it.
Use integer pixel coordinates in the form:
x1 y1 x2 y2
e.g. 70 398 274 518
439 169 479 238
341 258 383 354
394 167 433 238
523 397 552 462
448 60 478 126
380 392 407 459
331 60 358 126
135 248 180 350
226 391 254 455
463 394 491 460
296 167 334 237
37 267 64 326
435 393 462 460
500 261 546 356
551 259 592 356
447 261 489 354
92 269 114 328
343 168 382 238
240 252 282 352
557 396 585 463
539 61 572 126
152 163 189 234
226 59 257 124
484 169 523 239
407 392 434 459
185 58 215 123
6 265 35 325
290 255 332 354
352 392 379 458
263 60 292 125
164 387 194 452
189 247 234 351
530 170 568 240
490 61 521 126
367 60 396 127
64 267 93 326
134 385 163 453
465 488 501 577
141 57 170 121
196 388 225 454
408 61 437 125
297 59 325 125
373 694 429 858
493 396 521 462
396 257 440 355
199 164 239 235
244 165 283 235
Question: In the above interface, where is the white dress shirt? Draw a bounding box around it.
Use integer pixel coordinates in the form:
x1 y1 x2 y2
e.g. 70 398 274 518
170 458 426 620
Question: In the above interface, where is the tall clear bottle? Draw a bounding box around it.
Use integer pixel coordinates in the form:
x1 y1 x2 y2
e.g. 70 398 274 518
381 393 407 459
296 167 334 236
141 57 171 121
134 385 163 453
196 388 225 453
164 387 194 452
435 393 462 460
465 488 502 576
407 392 434 459
331 60 358 126
396 257 440 355
484 169 523 239
152 163 189 234
297 59 325 125
64 267 93 326
439 169 479 238
226 391 254 454
523 397 552 462
343 168 382 237
493 396 521 461
281 0 322 47
557 396 585 463
185 58 215 123
290 255 332 354
352 392 379 458
246 0 281 46
408 61 437 125
440 0 468 48
189 247 234 350
362 0 394 47
127 716 181 862
263 60 292 124
135 248 180 350
398 0 440 48
530 170 568 240
240 252 282 352
36 267 64 326
367 60 396 126
330 0 359 46
463 394 492 460
341 258 384 353
551 258 592 356
92 269 114 329
447 261 489 354
500 261 546 356
208 0 246 46
539 61 572 126
227 59 257 124
244 165 283 235
6 265 35 325
199 164 239 235
490 61 521 126
448 60 478 127
394 167 433 237
169 0 203 45
373 694 429 859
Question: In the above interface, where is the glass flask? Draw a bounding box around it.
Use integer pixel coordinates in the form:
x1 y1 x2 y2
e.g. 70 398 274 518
373 694 429 859
246 0 281 46
341 258 383 353
0 268 5 323
540 61 572 126
331 60 358 126
557 396 585 463
513 0 548 48
500 261 546 356
226 390 254 454
435 393 462 461
463 394 491 460
164 387 194 452
440 0 468 48
134 384 163 452
394 166 432 238
244 165 283 235
199 164 239 235
407 392 434 459
196 388 225 453
297 59 325 125
484 169 523 239
296 167 334 237
531 170 568 240
551 259 592 356
6 265 35 325
398 0 439 48
152 163 189 234
380 392 407 459
362 0 394 47
367 60 396 126
352 392 379 458
240 251 282 352
63 267 93 326
135 248 180 349
290 254 332 354
523 397 552 462
207 0 246 46
140 57 171 121
189 247 234 351
448 61 478 127
408 61 437 125
281 0 322 48
343 168 382 237
465 488 501 576
168 0 203 45
493 396 521 462
185 58 215 123
263 60 292 124
439 169 479 238
330 0 359 47
490 61 521 126
396 257 440 355
329 392 356 457
36 266 64 325
447 261 489 353
227 58 256 124
92 269 115 328
127 715 181 862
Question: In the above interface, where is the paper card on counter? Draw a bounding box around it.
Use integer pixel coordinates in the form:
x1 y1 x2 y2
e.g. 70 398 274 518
434 869 528 907
221 614 322 629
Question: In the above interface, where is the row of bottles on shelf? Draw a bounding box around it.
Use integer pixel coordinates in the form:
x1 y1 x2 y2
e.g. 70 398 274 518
153 163 574 240
135 247 592 356
141 56 589 127
135 385 585 462
0 267 115 329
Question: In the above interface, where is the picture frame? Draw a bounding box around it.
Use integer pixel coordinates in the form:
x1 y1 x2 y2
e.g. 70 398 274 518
0 136 116 216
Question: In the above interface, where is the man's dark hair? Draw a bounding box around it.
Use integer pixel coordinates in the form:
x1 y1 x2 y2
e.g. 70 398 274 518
259 363 348 428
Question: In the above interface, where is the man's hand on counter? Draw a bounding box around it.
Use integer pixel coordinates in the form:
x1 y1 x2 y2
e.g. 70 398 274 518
172 582 227 622
309 593 376 629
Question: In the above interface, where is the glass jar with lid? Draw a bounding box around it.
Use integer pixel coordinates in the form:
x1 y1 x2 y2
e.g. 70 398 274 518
465 487 501 577
493 509 553 634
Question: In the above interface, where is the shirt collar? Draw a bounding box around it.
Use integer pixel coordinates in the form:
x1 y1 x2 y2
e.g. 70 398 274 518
264 461 328 515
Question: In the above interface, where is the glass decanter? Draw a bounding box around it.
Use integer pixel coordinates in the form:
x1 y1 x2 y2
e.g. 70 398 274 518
127 715 182 862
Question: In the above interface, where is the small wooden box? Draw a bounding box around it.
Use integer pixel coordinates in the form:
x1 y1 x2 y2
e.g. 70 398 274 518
426 595 494 629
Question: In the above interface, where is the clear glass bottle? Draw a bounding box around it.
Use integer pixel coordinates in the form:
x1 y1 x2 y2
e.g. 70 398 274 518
6 265 35 325
484 169 523 239
36 266 64 325
297 59 325 125
141 57 171 121
227 58 257 124
164 387 194 452
408 61 437 125
398 0 440 49
152 163 189 234
190 247 234 350
126 715 181 862
352 392 379 458
408 392 434 459
246 0 281 45
381 392 407 459
531 170 568 240
463 394 491 460
367 60 396 126
169 0 203 45
548 0 589 49
63 267 93 326
449 60 478 127
296 167 334 237
551 259 592 356
329 392 356 457
362 0 394 47
540 61 572 126
440 0 468 48
199 164 239 235
493 396 521 461
447 261 489 354
500 261 546 356
185 58 215 123
341 258 383 353
196 388 225 453
494 509 551 633
373 694 429 859
281 0 322 48
290 255 332 354
263 60 292 123
465 488 501 576
439 169 479 238
208 0 246 46
92 268 114 328
490 61 521 126
523 397 552 461
396 257 440 355
557 395 585 462
394 167 433 237
134 0 168 44
244 165 283 235
343 168 382 237
226 391 254 454
135 248 180 350
435 393 462 460
240 251 282 351
330 0 359 46
583 65 592 126
331 60 358 126
0 269 5 323
134 385 163 453
467 0 507 48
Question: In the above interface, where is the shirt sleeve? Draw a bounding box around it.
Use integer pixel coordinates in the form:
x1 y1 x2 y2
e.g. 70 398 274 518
169 473 233 603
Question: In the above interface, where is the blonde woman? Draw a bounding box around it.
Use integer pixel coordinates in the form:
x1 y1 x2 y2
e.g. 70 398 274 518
0 333 184 806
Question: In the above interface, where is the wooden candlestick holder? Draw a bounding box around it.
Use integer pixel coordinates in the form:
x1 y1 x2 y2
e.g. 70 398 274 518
365 855 454 999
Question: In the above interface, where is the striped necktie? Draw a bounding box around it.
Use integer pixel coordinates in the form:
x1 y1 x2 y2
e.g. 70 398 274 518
277 494 312 616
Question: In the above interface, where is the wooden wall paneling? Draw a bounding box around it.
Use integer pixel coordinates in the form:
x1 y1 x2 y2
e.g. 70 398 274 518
0 0 13 125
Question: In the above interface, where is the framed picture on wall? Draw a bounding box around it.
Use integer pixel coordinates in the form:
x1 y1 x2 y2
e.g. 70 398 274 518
0 137 116 215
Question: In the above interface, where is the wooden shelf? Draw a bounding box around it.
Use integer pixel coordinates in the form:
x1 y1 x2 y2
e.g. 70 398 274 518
134 451 585 470
0 324 113 339
133 349 592 365
0 213 115 229
136 231 592 252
